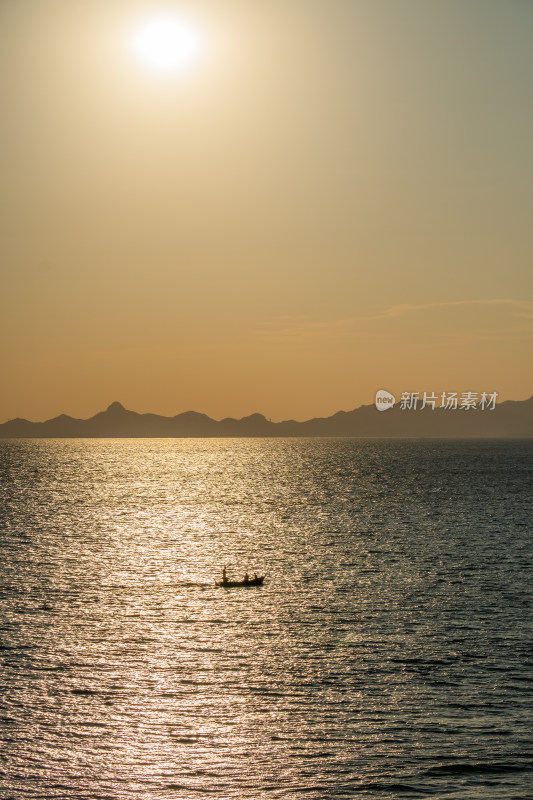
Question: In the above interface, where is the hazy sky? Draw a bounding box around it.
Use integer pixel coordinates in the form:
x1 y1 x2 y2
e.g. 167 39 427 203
1 0 532 422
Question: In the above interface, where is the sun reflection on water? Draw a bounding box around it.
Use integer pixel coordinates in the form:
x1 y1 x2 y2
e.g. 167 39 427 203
1 439 532 797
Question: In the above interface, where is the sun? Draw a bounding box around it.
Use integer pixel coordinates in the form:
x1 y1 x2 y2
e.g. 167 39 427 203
131 15 202 73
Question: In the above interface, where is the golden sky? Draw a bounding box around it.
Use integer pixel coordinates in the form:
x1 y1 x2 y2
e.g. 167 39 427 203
1 0 532 422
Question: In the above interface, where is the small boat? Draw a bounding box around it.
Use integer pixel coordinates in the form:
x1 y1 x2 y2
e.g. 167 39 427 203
215 575 264 588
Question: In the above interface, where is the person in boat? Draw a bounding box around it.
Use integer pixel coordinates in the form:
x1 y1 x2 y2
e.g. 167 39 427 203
222 566 228 585
243 572 249 584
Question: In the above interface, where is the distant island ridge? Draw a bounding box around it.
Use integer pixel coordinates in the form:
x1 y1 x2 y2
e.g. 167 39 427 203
1 398 533 438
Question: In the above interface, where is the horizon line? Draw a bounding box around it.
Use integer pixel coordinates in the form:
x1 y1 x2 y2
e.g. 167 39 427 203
3 393 533 427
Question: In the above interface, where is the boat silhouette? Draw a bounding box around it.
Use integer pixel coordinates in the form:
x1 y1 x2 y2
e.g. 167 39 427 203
215 574 264 588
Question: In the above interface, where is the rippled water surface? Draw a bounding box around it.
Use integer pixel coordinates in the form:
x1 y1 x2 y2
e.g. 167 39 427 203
1 438 532 799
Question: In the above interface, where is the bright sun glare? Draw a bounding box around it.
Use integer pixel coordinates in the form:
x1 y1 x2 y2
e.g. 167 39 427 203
132 15 202 73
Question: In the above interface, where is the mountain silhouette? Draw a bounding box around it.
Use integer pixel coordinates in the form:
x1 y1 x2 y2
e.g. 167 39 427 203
1 397 532 438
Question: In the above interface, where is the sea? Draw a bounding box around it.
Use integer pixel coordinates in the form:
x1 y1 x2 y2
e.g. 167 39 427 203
0 438 532 800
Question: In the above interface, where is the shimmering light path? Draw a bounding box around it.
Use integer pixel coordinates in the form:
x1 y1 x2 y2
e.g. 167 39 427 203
1 439 532 798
